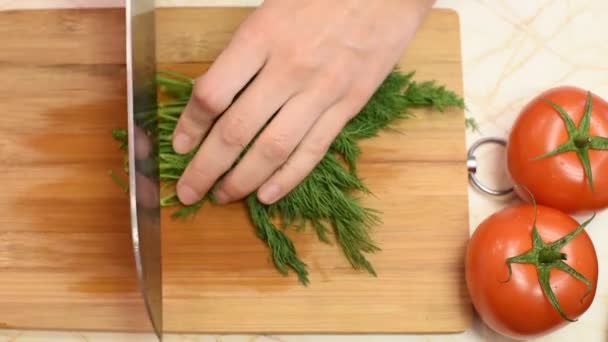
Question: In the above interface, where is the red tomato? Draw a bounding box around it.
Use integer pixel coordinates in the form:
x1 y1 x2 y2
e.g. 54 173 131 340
506 86 608 213
465 204 598 340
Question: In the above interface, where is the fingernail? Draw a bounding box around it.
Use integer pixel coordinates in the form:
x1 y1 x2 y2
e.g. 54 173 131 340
173 133 192 154
177 184 199 205
258 184 281 204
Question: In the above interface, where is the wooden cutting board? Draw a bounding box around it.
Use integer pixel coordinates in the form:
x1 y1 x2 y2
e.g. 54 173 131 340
0 7 472 334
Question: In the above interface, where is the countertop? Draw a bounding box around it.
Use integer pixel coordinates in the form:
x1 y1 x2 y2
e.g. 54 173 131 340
1 0 607 341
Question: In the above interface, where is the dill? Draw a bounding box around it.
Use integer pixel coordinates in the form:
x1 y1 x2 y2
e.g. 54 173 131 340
108 170 129 193
465 117 480 133
112 68 464 285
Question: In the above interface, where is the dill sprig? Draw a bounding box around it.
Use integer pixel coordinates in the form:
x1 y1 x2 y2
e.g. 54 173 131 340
465 117 480 132
111 68 464 285
108 170 129 193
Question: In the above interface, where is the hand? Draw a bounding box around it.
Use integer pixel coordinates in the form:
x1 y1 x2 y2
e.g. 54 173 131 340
173 0 435 206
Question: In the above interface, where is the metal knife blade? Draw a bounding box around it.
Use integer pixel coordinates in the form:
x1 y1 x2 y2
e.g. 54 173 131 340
125 0 162 339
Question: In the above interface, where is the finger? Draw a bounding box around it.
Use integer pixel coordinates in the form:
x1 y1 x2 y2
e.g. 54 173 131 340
172 21 269 154
176 65 295 205
134 126 151 159
135 173 160 210
213 90 339 203
257 91 370 205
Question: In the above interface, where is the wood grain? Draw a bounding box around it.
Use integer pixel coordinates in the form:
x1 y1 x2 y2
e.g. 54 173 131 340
0 7 471 333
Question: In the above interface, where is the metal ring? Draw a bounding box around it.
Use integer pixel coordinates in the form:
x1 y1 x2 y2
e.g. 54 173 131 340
467 137 514 196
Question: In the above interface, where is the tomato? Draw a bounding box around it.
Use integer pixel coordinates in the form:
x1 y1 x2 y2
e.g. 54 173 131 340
465 203 598 340
506 86 608 213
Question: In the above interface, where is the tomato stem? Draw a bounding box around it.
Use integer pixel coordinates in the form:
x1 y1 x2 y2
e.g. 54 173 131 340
574 135 591 148
538 249 567 264
503 192 595 322
533 92 606 191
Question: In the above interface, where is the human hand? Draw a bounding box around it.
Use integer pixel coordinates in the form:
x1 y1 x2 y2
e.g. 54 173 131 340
173 0 435 206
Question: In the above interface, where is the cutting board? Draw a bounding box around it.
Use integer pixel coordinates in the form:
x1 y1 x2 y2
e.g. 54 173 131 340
0 7 472 333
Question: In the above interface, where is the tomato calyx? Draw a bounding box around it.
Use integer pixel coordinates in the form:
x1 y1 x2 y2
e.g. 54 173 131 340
532 91 608 191
502 197 596 322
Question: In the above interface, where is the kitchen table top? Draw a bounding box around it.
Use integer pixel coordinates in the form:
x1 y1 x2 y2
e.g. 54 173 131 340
1 0 607 341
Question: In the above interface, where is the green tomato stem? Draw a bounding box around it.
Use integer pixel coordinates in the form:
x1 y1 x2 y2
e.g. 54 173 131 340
538 248 567 264
534 92 606 191
574 135 591 148
503 192 595 322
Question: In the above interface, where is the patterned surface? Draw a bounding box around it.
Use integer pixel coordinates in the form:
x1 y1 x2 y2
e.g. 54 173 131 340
1 0 607 341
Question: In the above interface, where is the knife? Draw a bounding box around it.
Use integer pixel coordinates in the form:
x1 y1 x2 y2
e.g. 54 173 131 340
125 0 162 339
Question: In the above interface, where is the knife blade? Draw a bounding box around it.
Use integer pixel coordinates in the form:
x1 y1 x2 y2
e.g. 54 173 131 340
125 0 162 339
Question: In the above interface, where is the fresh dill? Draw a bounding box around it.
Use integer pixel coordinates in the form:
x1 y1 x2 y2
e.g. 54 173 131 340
111 69 464 285
465 117 480 133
